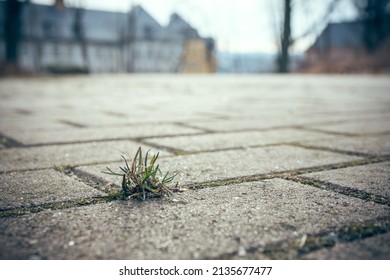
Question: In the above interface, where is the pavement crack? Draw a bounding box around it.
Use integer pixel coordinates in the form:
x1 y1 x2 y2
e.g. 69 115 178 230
71 168 119 195
286 176 390 206
53 164 119 196
215 216 390 260
183 156 390 190
0 132 24 148
138 139 189 155
0 196 117 218
58 120 87 128
286 142 374 157
295 127 360 137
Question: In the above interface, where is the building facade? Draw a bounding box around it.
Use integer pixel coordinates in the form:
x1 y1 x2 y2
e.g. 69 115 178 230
302 21 390 73
0 1 216 73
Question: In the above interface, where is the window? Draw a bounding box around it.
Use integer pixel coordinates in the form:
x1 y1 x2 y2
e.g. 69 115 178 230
43 21 56 38
144 26 153 40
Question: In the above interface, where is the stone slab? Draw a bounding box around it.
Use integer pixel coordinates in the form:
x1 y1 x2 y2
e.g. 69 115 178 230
77 145 361 187
0 179 388 259
299 135 390 156
305 117 390 135
2 124 201 145
185 119 294 132
184 115 389 133
0 117 71 131
303 232 390 260
145 128 331 152
301 162 390 197
0 170 105 210
0 141 167 172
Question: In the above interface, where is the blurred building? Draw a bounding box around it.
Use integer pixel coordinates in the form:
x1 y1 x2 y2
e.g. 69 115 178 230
301 20 390 73
0 0 216 73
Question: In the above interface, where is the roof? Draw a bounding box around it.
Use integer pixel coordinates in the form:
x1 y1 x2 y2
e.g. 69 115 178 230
309 21 365 51
11 2 128 43
0 2 203 43
127 5 165 40
164 13 200 40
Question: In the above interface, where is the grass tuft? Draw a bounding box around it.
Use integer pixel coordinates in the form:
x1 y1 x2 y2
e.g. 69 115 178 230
102 146 179 201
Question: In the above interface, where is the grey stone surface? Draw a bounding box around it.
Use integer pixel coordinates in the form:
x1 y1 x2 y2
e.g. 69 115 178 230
2 124 201 145
0 75 389 260
299 135 390 156
0 117 71 131
145 128 331 152
0 179 388 259
304 232 390 260
305 117 390 135
185 115 365 133
78 145 360 186
186 119 294 132
0 170 105 210
301 162 390 197
0 141 166 172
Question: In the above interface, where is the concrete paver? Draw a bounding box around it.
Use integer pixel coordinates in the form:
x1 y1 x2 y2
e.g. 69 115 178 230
1 124 201 145
0 170 105 210
0 179 388 259
0 141 165 172
304 232 390 260
145 128 330 152
301 162 390 197
299 135 390 156
186 119 294 132
0 75 389 260
185 115 368 133
0 116 71 131
77 145 361 186
304 117 390 135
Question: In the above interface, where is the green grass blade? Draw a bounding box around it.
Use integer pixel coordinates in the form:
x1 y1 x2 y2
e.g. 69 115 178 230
121 155 130 170
163 171 179 183
141 171 151 184
132 147 141 173
144 185 158 193
144 149 151 170
150 152 159 167
138 147 143 174
101 167 123 176
119 166 128 174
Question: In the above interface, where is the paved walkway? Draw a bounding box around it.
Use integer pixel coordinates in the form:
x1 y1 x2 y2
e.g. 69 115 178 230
0 74 389 259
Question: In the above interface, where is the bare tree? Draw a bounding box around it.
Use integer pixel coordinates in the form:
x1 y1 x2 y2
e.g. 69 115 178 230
273 0 341 73
278 0 291 73
4 0 23 71
73 6 89 71
354 0 390 52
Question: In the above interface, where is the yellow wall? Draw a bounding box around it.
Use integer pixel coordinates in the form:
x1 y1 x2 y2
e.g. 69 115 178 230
179 40 216 73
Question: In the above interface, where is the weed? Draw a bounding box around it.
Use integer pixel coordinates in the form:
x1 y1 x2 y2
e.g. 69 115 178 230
102 146 179 201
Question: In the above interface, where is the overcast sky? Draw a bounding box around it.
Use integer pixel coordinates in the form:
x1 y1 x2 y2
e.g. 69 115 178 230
32 0 358 54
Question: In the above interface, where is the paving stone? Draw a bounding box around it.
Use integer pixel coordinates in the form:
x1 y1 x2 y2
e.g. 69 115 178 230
1 75 390 261
305 117 390 135
145 128 332 152
0 141 166 172
77 145 361 187
0 117 71 131
184 114 387 133
156 145 361 186
301 162 390 197
2 124 202 145
299 134 390 156
0 170 105 210
0 179 388 259
303 232 390 260
55 113 145 127
185 119 294 132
